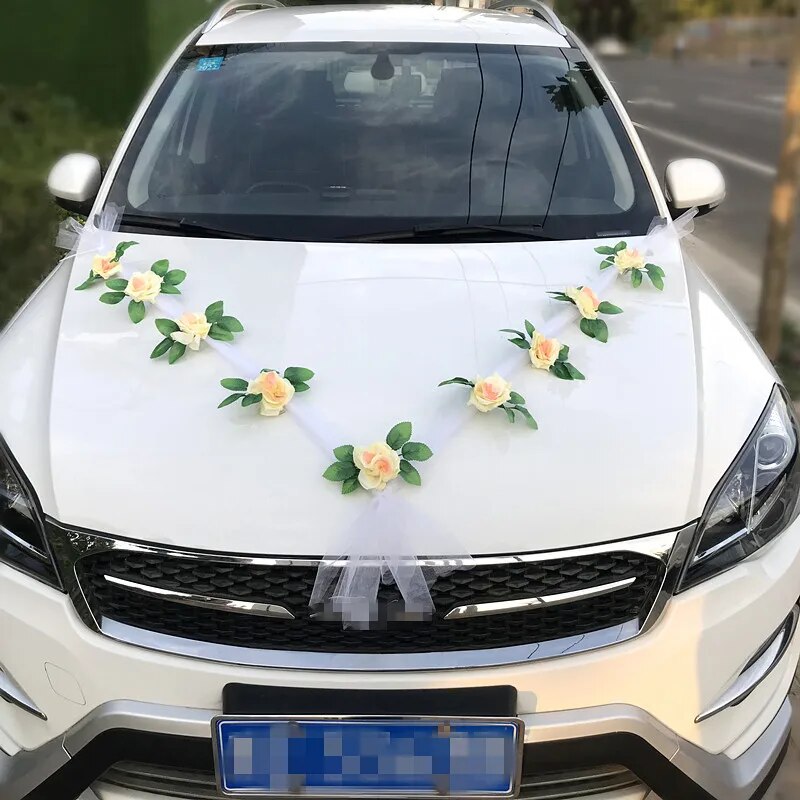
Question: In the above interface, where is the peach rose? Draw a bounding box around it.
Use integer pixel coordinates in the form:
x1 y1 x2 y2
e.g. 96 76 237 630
91 251 121 280
529 332 561 371
353 442 401 491
468 374 512 413
247 370 295 417
614 247 646 274
170 312 211 351
566 286 601 320
125 271 163 303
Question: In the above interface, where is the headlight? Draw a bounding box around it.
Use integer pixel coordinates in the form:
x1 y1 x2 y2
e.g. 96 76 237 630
680 386 800 591
0 440 61 588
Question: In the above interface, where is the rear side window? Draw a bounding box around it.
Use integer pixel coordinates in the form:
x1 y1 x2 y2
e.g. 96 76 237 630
106 42 658 241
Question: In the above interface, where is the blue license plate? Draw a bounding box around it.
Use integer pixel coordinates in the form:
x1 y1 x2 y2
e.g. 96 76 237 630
213 717 522 797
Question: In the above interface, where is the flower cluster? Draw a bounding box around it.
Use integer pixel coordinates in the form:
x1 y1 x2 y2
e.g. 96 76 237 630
439 375 537 429
596 241 665 290
99 259 186 324
74 241 138 290
219 367 314 417
324 422 433 494
549 286 622 343
501 320 584 381
151 301 244 365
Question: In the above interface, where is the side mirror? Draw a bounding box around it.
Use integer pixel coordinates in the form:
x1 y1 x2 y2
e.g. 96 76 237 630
665 158 726 218
47 153 102 216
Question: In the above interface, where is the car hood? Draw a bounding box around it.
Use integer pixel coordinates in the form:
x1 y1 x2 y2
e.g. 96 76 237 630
19 232 774 555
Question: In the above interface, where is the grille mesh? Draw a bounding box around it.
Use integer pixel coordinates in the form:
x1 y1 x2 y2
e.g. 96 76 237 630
77 549 664 654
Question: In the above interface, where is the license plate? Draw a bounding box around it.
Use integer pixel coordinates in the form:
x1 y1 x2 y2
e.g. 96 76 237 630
212 717 523 798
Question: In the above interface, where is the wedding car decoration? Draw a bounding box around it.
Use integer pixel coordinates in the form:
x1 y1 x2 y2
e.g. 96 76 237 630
218 367 315 416
151 301 244 364
596 241 665 290
501 320 585 381
98 260 187 324
549 286 623 343
439 374 537 429
74 241 138 289
323 422 433 494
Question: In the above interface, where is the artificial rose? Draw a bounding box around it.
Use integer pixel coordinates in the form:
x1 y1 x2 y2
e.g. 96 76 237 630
247 370 295 417
468 374 512 413
529 332 561 371
614 247 646 274
170 312 211 351
566 286 601 320
353 442 401 491
125 271 163 303
91 251 121 280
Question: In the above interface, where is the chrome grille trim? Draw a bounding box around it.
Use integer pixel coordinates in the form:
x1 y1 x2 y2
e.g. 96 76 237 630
47 521 695 671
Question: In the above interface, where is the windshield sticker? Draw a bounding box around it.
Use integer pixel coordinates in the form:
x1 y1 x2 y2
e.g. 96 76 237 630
197 56 224 72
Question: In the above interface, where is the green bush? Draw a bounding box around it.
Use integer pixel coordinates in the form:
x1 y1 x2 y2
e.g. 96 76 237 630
0 85 121 326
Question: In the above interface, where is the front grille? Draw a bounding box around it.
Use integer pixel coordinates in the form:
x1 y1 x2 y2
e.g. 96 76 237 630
100 761 641 799
76 548 664 654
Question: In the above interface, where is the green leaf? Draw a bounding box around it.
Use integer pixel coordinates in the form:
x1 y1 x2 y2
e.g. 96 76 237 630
504 407 516 424
150 338 173 359
218 393 245 409
209 323 234 342
334 445 355 462
548 291 571 302
402 442 433 462
99 291 125 305
524 319 536 337
399 460 422 486
646 264 665 290
221 378 249 392
113 241 138 262
168 341 186 364
500 328 528 340
75 274 99 291
160 284 181 295
566 363 586 381
242 393 262 407
128 300 146 324
557 344 570 362
342 477 360 495
164 269 186 286
550 362 572 381
649 272 665 291
599 260 613 271
614 241 628 252
595 245 617 256
220 316 244 333
515 405 539 430
151 259 170 277
579 318 595 339
598 301 623 315
155 318 179 337
205 301 224 322
631 269 643 288
594 319 609 343
646 263 666 277
104 278 128 292
323 461 358 482
386 421 413 451
293 381 311 393
508 337 530 350
284 367 315 384
508 391 526 406
438 377 474 387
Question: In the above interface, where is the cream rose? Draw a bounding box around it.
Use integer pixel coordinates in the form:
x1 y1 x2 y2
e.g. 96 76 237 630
91 251 121 280
353 442 401 491
170 312 211 351
125 271 163 303
247 370 295 417
468 374 512 413
529 332 561 371
566 286 601 320
614 247 646 274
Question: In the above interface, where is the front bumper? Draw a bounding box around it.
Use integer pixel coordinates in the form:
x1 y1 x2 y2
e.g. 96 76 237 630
2 515 800 800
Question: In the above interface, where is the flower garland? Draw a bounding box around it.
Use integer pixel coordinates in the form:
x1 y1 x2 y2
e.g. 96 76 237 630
151 301 244 364
439 375 537 429
502 320 584 381
597 241 665 291
219 368 315 416
99 259 187 324
74 241 138 289
548 286 623 343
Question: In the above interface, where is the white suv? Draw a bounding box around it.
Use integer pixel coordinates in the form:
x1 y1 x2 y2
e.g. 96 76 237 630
2 3 799 800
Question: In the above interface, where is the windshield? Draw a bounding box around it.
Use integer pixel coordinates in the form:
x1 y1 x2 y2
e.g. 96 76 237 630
106 43 659 242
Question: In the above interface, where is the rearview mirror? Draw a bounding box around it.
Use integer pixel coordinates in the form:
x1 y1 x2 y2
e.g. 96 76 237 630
665 158 726 218
47 153 102 216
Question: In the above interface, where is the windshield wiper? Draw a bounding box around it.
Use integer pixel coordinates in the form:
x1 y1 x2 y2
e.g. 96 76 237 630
117 214 290 241
341 224 559 243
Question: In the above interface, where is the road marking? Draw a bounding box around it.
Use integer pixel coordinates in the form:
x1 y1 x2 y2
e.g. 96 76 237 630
699 95 782 117
627 98 676 110
633 123 777 178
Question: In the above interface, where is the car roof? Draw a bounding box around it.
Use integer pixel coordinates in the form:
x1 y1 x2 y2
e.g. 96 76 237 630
197 4 570 48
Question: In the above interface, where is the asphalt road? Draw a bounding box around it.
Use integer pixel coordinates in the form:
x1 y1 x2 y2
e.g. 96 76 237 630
602 57 791 323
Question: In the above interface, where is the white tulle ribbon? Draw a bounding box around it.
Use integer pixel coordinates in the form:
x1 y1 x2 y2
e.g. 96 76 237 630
62 208 697 625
